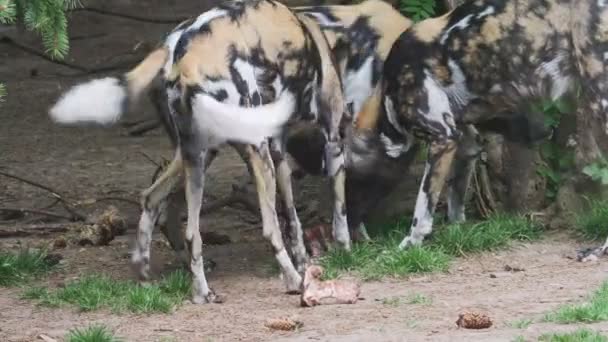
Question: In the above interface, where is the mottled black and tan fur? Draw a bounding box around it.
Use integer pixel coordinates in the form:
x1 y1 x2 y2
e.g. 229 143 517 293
380 0 608 248
48 0 350 303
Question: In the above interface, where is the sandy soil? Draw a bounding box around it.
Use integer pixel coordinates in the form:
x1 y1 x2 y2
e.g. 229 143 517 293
2 0 608 341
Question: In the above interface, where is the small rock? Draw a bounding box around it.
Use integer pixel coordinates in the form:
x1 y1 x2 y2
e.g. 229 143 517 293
489 273 497 278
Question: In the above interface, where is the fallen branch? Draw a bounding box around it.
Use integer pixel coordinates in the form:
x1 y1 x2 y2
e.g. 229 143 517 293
72 7 188 24
0 36 142 76
0 208 75 221
0 170 87 221
127 119 161 136
0 223 69 238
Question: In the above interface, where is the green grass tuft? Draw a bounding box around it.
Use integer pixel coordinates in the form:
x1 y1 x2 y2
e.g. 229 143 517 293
432 213 542 256
509 318 533 329
321 214 541 280
0 249 57 286
65 324 123 342
576 199 608 241
539 328 608 342
320 235 450 281
545 281 608 323
23 270 191 313
407 293 432 305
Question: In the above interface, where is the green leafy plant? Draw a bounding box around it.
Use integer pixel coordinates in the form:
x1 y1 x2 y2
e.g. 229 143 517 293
0 0 79 100
399 0 437 22
534 98 576 201
583 157 608 185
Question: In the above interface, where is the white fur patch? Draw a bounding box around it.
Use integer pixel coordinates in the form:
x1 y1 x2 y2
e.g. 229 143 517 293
345 56 374 121
444 59 474 107
538 53 573 100
202 79 241 105
440 14 473 44
190 8 227 30
163 30 184 77
49 77 126 125
233 58 262 99
599 0 607 7
384 96 408 135
476 6 495 19
302 12 343 28
191 90 295 146
421 71 457 136
380 133 408 158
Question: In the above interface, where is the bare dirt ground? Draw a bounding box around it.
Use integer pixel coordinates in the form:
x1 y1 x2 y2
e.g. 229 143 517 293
2 0 608 341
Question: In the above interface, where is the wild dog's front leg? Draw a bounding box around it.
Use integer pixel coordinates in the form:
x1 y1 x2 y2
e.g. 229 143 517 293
132 152 183 280
447 125 481 223
248 144 302 293
399 139 458 249
270 138 309 273
183 149 217 304
325 138 351 250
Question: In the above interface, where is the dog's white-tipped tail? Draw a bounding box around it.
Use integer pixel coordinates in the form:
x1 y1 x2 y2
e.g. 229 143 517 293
192 90 296 145
49 48 169 125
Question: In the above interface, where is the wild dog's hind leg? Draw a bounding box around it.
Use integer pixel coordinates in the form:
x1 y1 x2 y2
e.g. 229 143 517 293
158 150 219 268
447 125 481 223
183 148 217 304
399 138 458 249
132 152 183 280
247 143 302 293
270 137 308 273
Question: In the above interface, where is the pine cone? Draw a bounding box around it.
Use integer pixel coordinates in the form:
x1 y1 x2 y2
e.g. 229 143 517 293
264 318 303 331
456 311 493 329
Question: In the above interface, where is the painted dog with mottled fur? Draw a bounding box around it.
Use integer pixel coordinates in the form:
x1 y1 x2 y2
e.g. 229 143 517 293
379 0 608 249
48 0 350 303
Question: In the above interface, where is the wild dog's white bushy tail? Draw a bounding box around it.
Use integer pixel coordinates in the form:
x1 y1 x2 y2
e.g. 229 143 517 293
191 90 296 146
49 48 169 125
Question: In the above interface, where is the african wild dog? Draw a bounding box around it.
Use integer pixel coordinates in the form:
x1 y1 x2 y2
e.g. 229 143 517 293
288 0 489 239
48 0 350 303
289 0 422 240
150 0 418 256
379 0 608 249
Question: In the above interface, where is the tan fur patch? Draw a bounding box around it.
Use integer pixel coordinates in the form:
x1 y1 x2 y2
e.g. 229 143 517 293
353 87 382 130
411 14 449 43
480 17 502 43
126 48 169 96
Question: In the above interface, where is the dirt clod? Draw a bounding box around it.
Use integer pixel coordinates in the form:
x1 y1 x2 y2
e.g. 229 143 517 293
456 311 493 329
264 318 303 331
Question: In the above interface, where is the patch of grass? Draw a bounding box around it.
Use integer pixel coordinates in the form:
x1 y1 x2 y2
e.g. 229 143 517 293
576 199 608 241
65 324 123 342
320 235 450 281
24 270 191 314
407 293 432 305
0 249 56 286
321 214 541 280
545 281 608 323
510 318 533 329
512 336 526 342
432 213 543 257
539 328 608 342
